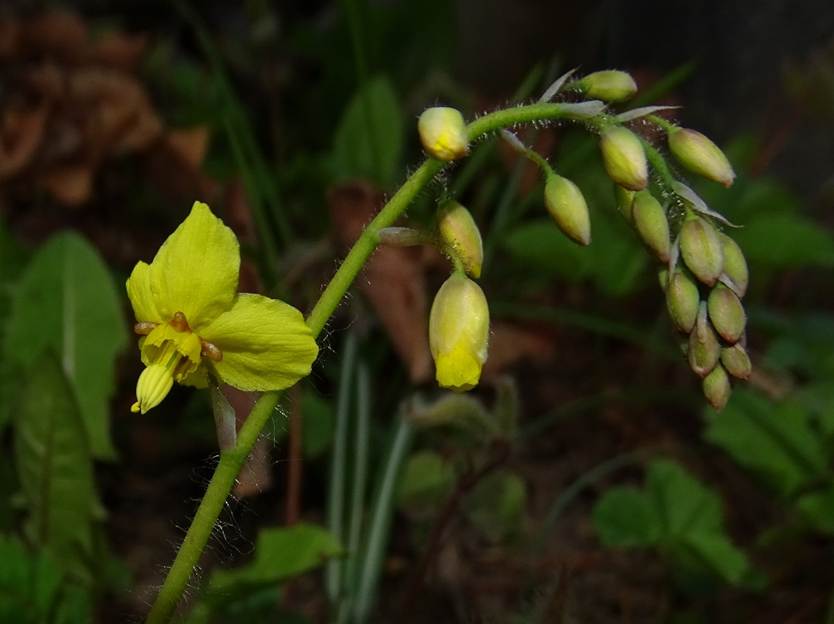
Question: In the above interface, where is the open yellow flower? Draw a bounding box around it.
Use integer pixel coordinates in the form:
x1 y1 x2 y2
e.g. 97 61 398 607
126 201 318 413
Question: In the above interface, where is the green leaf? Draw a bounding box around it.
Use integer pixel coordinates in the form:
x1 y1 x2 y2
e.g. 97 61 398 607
301 392 334 459
330 75 404 186
208 523 341 595
593 486 661 547
464 470 527 543
732 212 834 270
5 232 128 460
703 390 828 498
14 355 99 581
396 451 456 517
796 487 834 535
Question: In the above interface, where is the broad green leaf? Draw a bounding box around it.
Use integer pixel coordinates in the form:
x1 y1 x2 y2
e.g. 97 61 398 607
593 486 661 547
396 451 456 516
646 460 724 536
208 523 341 595
5 232 128 459
704 390 828 498
330 76 404 186
464 470 526 543
14 355 98 581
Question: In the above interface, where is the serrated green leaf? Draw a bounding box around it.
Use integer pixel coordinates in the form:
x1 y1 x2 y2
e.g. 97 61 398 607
396 451 456 517
331 76 404 186
5 232 128 460
14 355 98 581
704 390 828 498
208 523 341 595
593 486 661 547
464 470 526 543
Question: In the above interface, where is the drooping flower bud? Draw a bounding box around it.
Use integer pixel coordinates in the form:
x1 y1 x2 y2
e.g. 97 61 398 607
614 186 635 222
688 303 720 378
666 269 700 333
599 126 648 191
578 70 637 102
658 268 669 290
418 107 469 161
632 190 670 261
703 364 731 411
437 201 484 278
718 233 749 297
668 127 735 187
707 284 746 344
429 274 489 392
721 344 752 380
544 174 591 246
680 216 723 286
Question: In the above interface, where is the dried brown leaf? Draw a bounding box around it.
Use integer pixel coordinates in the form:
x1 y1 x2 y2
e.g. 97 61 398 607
23 11 88 61
39 163 93 206
0 104 49 179
91 32 148 70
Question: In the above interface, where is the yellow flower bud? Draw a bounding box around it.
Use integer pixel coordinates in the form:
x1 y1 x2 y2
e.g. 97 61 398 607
544 174 591 246
578 70 637 102
429 274 489 392
599 126 648 191
437 201 484 278
668 127 735 187
418 107 469 161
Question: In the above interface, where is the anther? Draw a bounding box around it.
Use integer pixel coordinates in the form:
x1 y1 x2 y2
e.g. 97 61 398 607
201 340 223 362
134 322 156 335
170 311 191 332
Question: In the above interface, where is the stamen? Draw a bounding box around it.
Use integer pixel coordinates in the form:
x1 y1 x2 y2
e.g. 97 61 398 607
201 340 223 362
170 311 191 332
134 322 156 335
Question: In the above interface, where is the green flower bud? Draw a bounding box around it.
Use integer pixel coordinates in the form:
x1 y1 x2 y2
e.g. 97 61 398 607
658 268 669 291
599 126 648 191
544 174 591 246
632 190 670 261
707 284 746 344
688 304 720 378
703 364 731 411
437 201 484 278
680 216 723 286
418 107 469 161
666 269 700 333
578 70 638 102
668 127 735 188
429 274 489 392
614 186 635 222
719 233 749 297
721 344 752 380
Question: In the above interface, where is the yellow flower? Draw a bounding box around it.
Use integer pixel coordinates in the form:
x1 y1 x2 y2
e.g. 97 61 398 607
429 274 489 392
418 107 469 161
126 201 318 413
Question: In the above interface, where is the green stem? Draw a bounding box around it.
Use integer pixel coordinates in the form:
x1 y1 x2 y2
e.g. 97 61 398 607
145 100 611 624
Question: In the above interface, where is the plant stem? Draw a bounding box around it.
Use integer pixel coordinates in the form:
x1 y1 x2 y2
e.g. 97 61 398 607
145 100 615 624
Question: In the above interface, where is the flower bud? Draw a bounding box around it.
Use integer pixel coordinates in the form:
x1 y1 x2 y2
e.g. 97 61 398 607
703 364 731 411
666 269 700 333
437 202 484 278
599 126 648 191
418 107 469 161
719 233 749 297
680 216 723 286
688 304 720 378
578 70 637 102
544 174 591 246
614 186 635 222
668 127 735 187
707 284 746 344
632 191 670 261
658 268 669 291
721 344 752 380
429 274 489 392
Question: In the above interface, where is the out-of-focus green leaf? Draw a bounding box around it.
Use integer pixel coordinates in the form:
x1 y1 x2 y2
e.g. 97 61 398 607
0 219 27 432
732 212 834 270
208 523 341 595
464 470 526 543
593 486 661 547
5 232 127 460
703 390 828 498
396 451 456 517
14 355 99 581
301 393 335 459
592 460 755 587
331 76 404 186
796 487 834 534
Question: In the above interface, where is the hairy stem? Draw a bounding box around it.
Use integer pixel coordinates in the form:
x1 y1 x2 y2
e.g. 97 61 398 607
145 100 629 624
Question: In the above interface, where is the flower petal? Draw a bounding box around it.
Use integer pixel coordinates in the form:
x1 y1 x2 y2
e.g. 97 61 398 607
126 261 161 323
199 294 318 391
148 201 240 329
